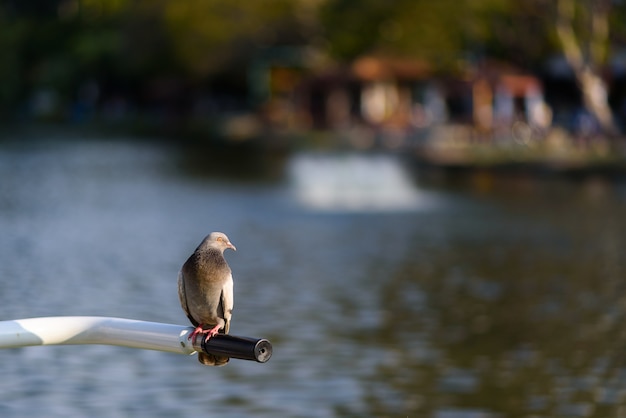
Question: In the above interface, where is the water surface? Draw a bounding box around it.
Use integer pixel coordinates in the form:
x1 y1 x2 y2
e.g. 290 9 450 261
0 136 625 417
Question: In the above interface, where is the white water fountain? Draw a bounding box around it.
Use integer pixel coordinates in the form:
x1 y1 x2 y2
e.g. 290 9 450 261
288 152 435 212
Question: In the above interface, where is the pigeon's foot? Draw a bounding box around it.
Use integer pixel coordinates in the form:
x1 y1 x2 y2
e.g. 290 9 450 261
204 324 221 343
188 325 206 341
188 324 222 343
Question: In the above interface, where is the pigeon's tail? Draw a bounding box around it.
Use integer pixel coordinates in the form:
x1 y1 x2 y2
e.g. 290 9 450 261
198 352 230 366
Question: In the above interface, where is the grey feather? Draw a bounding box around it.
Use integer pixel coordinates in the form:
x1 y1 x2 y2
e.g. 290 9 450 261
178 232 235 366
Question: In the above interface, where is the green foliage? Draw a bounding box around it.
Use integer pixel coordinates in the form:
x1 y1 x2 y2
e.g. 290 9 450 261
162 0 302 77
0 0 625 117
319 0 514 66
319 0 567 70
318 0 395 60
0 20 27 107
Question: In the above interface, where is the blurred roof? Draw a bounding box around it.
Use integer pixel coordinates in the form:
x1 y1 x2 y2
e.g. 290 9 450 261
351 56 432 81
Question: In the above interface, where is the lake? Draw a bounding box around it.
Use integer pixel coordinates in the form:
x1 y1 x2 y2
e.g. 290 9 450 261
0 134 625 417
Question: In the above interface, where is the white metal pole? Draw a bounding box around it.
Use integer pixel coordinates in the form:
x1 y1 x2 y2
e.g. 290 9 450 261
0 316 197 355
0 316 272 362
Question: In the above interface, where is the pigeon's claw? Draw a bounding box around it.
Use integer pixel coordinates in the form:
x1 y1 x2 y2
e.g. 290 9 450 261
188 324 222 343
188 325 205 341
204 324 222 343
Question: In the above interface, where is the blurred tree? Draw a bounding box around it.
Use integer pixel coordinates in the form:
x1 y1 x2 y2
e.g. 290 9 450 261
0 2 69 116
161 0 307 78
552 0 618 135
473 2 554 67
318 0 514 69
0 19 26 111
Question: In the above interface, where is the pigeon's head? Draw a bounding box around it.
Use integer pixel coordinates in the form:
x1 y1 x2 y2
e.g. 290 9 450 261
203 231 237 253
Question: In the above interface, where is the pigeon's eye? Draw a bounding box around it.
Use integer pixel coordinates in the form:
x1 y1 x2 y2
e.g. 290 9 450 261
217 237 223 242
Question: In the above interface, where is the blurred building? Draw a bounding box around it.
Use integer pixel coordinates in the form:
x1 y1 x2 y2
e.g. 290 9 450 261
293 56 549 145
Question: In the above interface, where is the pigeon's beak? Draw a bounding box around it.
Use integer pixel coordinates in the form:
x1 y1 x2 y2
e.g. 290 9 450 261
228 242 237 251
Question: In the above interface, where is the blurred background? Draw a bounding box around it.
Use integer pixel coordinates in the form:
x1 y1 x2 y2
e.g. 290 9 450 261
1 0 626 417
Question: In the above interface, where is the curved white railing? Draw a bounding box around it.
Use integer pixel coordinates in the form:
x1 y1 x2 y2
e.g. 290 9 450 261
0 316 271 363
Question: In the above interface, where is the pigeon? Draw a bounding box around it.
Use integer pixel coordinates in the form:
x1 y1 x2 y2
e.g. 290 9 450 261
178 232 236 366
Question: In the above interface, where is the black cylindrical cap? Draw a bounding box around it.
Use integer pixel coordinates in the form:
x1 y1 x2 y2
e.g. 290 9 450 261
201 334 272 363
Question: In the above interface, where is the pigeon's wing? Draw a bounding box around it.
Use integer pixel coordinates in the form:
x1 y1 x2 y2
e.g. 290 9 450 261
219 272 234 334
178 270 199 327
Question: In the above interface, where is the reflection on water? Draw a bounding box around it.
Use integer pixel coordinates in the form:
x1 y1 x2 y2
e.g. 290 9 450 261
0 137 626 417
